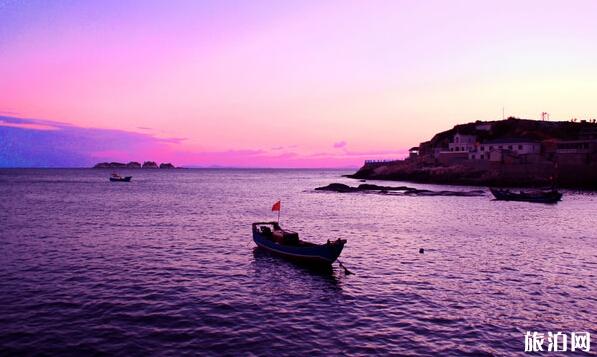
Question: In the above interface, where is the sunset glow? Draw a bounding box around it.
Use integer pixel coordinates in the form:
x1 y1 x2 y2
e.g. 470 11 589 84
2 0 597 167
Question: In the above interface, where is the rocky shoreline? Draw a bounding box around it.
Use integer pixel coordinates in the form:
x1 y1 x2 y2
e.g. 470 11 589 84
349 156 597 190
316 183 485 197
93 161 176 169
350 118 597 190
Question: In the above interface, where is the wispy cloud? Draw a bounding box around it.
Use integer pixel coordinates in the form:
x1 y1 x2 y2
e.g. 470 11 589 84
333 140 347 149
270 144 299 151
342 148 407 157
0 115 182 167
0 115 405 168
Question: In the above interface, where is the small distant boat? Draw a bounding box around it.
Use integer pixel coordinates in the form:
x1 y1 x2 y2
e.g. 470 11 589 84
252 222 346 266
109 173 132 182
490 187 562 203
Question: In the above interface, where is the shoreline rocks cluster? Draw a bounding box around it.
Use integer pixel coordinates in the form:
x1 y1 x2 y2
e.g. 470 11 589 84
93 161 176 169
315 183 485 197
349 160 597 189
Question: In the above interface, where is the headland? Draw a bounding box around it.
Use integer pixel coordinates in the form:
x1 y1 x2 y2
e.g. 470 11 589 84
350 117 597 189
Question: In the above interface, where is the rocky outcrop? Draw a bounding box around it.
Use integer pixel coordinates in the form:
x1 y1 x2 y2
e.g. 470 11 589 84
315 183 360 193
93 162 126 169
315 183 485 197
350 160 597 189
93 162 111 169
142 161 159 169
93 161 176 169
351 118 597 189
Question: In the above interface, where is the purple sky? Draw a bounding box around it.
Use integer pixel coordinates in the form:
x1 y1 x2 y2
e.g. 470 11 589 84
1 0 597 167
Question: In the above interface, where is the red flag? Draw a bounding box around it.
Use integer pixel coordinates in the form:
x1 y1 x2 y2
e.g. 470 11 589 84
271 200 281 212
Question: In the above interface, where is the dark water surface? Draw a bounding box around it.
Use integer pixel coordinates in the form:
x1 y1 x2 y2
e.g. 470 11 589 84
1 169 595 356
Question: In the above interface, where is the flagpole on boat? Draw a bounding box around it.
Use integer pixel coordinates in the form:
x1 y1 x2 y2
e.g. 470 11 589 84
272 200 281 224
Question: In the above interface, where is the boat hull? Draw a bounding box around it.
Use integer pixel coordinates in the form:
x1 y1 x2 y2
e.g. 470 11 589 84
109 176 132 182
490 188 562 203
252 229 345 265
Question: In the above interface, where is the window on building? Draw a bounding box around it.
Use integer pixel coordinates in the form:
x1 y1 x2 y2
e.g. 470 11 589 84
518 145 522 150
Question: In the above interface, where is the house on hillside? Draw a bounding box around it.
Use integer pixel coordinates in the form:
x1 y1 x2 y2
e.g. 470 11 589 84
470 138 541 162
554 139 597 165
436 133 477 164
475 123 492 131
448 133 477 153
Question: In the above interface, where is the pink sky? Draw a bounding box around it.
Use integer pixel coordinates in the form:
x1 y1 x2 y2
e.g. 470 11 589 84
2 0 597 167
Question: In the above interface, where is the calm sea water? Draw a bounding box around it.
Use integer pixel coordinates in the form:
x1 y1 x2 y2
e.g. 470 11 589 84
0 169 595 356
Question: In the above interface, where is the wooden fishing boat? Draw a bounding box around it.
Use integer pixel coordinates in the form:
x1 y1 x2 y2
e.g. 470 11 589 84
490 187 562 203
252 222 346 266
109 173 132 182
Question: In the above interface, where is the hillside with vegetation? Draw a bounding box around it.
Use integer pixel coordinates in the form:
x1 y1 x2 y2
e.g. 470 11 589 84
351 118 597 189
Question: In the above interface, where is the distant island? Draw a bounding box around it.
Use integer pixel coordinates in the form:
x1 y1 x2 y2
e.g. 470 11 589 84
350 117 597 189
93 161 176 169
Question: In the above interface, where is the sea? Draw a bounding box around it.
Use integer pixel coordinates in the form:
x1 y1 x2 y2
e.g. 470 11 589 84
0 168 595 356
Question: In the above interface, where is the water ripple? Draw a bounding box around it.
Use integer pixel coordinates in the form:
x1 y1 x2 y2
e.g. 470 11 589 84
0 169 596 355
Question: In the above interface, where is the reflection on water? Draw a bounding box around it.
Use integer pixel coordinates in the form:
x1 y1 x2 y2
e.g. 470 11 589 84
251 247 342 287
0 168 595 356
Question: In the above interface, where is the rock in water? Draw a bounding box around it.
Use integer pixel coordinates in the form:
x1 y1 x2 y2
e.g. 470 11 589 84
93 162 125 168
93 162 111 169
142 161 159 169
315 182 485 197
314 183 357 192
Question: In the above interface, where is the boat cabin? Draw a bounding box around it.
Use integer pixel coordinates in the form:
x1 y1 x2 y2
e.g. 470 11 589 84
256 223 300 245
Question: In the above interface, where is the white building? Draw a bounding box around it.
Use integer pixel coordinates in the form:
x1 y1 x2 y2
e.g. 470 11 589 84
448 133 477 153
470 138 541 160
475 123 492 131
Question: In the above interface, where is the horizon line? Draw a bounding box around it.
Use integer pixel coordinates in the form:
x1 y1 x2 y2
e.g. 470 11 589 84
0 166 359 170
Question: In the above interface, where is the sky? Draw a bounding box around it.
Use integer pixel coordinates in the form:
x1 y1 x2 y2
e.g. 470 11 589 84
1 0 597 167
